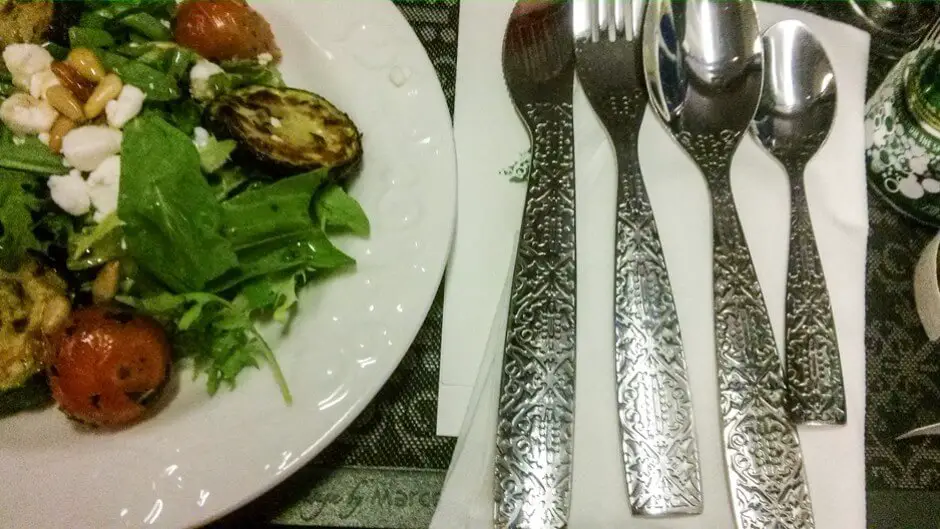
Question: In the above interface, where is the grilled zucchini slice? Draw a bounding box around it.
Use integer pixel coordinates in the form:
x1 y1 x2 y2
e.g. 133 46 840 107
205 85 361 176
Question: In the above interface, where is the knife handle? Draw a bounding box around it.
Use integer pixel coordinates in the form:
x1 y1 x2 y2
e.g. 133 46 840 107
495 100 577 529
784 174 846 425
607 91 703 516
707 164 815 529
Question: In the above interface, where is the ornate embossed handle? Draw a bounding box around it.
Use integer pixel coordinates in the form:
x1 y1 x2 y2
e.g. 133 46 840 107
784 174 846 425
605 92 703 517
708 173 815 529
495 101 577 529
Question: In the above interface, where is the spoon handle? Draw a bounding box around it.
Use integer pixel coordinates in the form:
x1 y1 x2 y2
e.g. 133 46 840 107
701 158 815 528
785 175 847 425
611 105 703 516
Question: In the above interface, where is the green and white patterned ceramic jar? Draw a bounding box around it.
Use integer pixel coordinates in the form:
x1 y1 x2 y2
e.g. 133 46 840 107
867 47 940 226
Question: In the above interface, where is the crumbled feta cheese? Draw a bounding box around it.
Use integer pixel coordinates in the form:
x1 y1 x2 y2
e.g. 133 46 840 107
0 93 57 135
37 132 49 146
29 69 60 99
257 52 273 66
87 155 120 222
270 116 281 128
47 169 91 216
3 44 53 89
189 60 225 101
388 66 411 87
61 126 122 171
105 84 146 129
193 126 210 148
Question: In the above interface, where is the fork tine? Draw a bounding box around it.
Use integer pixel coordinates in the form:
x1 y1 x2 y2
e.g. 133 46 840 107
597 0 610 42
613 0 626 39
926 18 940 47
589 0 600 42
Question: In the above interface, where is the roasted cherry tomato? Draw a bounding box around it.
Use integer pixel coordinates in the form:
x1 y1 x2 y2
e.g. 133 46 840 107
48 306 171 427
174 0 280 62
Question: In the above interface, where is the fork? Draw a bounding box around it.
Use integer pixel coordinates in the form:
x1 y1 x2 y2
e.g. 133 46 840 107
574 0 703 516
495 3 578 528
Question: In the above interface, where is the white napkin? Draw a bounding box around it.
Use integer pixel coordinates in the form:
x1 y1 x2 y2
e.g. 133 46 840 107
434 2 870 528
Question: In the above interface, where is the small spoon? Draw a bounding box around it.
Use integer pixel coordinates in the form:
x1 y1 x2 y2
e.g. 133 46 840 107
750 20 846 427
643 1 815 528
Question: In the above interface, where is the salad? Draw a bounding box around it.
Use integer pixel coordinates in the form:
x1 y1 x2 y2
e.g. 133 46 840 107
0 0 367 428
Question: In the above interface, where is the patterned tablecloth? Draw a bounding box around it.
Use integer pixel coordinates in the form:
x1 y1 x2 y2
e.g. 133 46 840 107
209 2 940 528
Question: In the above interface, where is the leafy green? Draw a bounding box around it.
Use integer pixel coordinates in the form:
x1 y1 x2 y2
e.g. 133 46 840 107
0 171 40 271
119 12 172 41
315 184 370 236
166 99 201 135
221 169 329 250
236 272 299 323
210 167 251 200
197 134 237 174
135 292 291 402
220 59 286 89
0 126 66 175
42 42 69 61
212 228 353 291
116 42 198 80
207 169 353 291
69 26 115 48
111 61 179 101
119 115 238 292
67 213 124 270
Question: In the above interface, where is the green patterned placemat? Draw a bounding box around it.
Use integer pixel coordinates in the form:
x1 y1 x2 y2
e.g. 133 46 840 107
209 2 940 528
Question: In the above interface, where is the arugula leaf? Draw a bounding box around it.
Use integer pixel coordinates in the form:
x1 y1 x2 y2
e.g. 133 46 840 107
211 227 353 292
221 169 329 250
236 272 299 323
119 115 238 292
67 213 124 270
116 42 198 80
196 134 237 174
119 12 171 41
111 61 179 101
0 171 40 270
0 126 66 175
315 184 370 236
69 27 115 48
135 292 291 402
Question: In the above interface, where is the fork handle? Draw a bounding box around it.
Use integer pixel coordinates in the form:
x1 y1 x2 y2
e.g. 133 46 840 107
610 95 703 516
784 173 846 425
706 166 815 529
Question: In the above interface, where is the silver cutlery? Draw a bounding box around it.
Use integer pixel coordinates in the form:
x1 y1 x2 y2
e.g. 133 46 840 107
642 1 815 527
574 0 702 516
496 2 577 528
750 20 846 426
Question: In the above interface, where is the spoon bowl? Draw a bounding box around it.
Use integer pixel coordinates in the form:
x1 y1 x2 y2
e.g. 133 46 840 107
643 0 764 143
751 20 837 166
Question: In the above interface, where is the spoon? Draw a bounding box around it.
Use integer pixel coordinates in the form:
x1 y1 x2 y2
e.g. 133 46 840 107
642 1 815 527
750 20 846 427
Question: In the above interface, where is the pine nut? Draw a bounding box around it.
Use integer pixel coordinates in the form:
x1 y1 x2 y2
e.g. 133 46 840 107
92 261 121 304
50 61 95 102
45 85 85 122
84 74 123 120
48 116 75 152
65 48 105 82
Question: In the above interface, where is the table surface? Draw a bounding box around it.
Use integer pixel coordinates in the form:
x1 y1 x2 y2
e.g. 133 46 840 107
205 2 940 528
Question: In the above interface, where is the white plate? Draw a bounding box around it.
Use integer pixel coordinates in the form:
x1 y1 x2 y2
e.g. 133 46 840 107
0 1 456 527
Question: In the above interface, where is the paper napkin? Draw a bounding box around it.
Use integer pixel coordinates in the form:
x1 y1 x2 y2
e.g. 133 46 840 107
434 2 870 528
